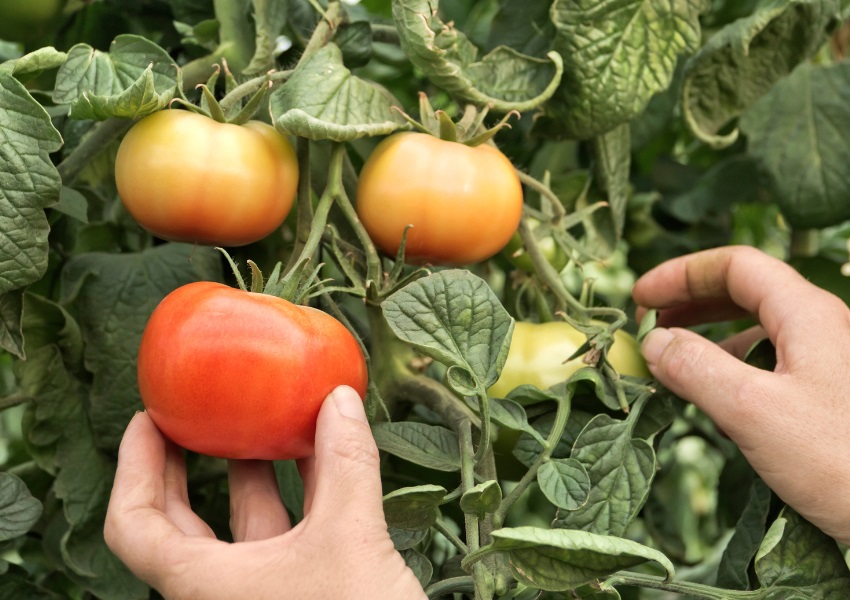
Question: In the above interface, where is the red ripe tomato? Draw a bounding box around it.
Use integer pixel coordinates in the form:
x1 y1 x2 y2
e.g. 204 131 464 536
115 110 298 247
356 132 524 265
137 282 368 460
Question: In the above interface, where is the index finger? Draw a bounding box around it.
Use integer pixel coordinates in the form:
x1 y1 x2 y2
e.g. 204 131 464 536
632 246 826 339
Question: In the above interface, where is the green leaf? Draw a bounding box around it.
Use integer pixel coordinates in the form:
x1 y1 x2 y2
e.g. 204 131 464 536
488 398 534 435
274 460 304 524
244 0 289 75
401 548 434 588
460 480 502 518
0 47 66 81
753 507 850 597
553 413 656 536
0 473 42 542
0 567 64 600
481 526 675 591
59 244 223 451
537 458 591 511
53 34 178 120
54 187 89 223
486 0 556 57
716 478 773 590
592 124 631 243
336 21 374 69
383 485 446 531
513 409 593 469
383 269 514 395
393 0 563 112
683 0 840 148
0 292 24 359
372 422 461 472
550 0 709 139
15 345 147 597
740 61 850 229
270 43 406 141
0 74 62 297
389 526 427 551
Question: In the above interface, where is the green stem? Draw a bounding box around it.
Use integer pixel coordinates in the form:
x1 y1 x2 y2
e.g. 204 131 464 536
289 144 344 270
220 70 293 112
285 138 314 273
300 1 342 65
371 23 401 45
57 119 134 186
790 229 819 259
434 518 469 554
604 572 753 600
493 395 570 528
213 0 255 72
333 172 383 290
516 170 566 221
517 217 584 318
393 376 481 431
460 421 492 600
425 576 475 599
0 394 32 411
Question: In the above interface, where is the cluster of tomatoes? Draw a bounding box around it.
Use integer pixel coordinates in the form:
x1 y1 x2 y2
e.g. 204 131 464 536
118 109 644 461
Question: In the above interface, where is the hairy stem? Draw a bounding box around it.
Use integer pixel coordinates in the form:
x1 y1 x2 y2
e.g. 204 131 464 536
57 118 134 186
493 396 570 528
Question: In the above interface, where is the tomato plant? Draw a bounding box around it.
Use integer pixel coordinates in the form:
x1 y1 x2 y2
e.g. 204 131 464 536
138 281 368 460
356 132 523 265
502 218 569 274
488 321 649 398
115 110 299 247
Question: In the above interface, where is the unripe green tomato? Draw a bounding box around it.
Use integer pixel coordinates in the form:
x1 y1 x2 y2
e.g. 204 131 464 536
489 321 649 398
0 0 65 44
502 219 569 274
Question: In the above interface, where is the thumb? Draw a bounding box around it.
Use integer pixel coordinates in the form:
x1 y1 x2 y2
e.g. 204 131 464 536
642 327 773 437
304 385 386 527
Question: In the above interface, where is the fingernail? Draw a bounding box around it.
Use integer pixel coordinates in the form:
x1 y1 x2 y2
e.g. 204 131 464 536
332 386 367 423
642 328 675 365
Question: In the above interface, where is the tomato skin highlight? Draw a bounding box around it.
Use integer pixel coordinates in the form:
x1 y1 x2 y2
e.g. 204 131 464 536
356 132 524 265
137 282 368 460
115 110 298 247
489 321 650 398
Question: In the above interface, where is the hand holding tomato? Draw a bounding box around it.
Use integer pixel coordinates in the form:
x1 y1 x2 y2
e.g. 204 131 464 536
634 246 850 545
137 282 367 460
105 386 427 600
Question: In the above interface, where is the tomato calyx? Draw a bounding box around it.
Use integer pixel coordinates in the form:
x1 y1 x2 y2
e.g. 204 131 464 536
171 60 275 125
392 92 519 147
217 248 326 305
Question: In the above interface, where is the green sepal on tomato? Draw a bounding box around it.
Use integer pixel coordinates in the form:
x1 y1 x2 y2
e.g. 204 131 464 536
137 281 368 460
488 321 649 398
115 110 298 247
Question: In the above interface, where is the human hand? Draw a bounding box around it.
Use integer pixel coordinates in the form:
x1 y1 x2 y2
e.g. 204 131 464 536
105 386 427 600
633 246 850 545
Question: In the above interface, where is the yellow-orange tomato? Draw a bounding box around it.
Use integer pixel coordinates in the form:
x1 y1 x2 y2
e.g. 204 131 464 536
115 110 298 246
489 321 650 398
356 132 523 265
